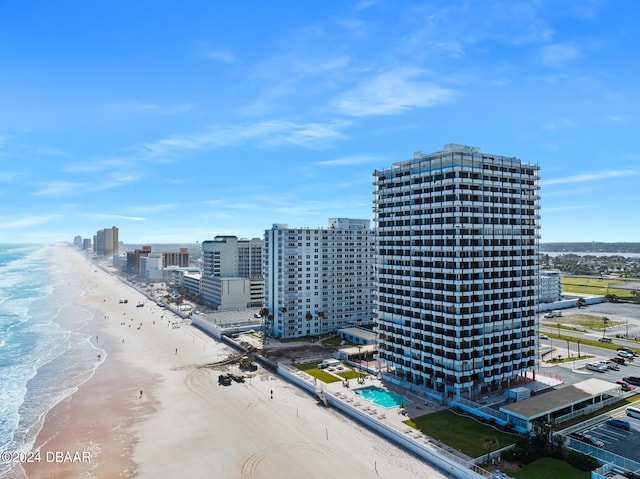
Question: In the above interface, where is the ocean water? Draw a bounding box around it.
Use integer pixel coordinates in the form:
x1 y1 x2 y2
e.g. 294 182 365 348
0 244 104 478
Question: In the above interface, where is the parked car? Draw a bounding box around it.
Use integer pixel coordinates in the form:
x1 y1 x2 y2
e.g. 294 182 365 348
606 417 631 431
617 347 639 357
616 380 635 391
604 361 620 371
623 376 640 386
539 333 549 340
586 362 607 373
618 351 635 360
610 357 627 365
578 433 605 448
599 337 613 343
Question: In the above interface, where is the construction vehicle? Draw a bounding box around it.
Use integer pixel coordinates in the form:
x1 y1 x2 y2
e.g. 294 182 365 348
239 356 258 371
229 373 245 383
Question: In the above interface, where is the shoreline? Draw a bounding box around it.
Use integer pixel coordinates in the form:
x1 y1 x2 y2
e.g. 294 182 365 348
19 245 449 479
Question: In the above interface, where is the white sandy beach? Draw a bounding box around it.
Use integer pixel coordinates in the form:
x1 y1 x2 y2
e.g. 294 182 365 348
18 245 450 479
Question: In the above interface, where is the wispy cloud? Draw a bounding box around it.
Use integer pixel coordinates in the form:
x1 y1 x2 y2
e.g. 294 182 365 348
0 171 24 182
543 204 595 213
314 154 381 166
86 213 146 221
34 181 87 197
0 134 14 148
106 100 193 115
334 67 454 116
93 174 140 191
204 49 234 62
543 118 574 130
0 215 58 229
543 169 640 186
537 43 582 66
140 119 348 156
128 204 178 215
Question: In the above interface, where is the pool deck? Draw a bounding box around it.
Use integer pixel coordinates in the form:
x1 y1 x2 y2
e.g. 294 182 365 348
305 363 474 463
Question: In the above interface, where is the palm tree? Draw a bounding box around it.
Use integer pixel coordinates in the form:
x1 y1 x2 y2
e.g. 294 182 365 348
602 316 610 339
259 308 269 337
481 435 499 466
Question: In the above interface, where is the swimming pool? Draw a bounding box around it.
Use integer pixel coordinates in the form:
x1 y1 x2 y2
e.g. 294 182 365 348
353 386 409 409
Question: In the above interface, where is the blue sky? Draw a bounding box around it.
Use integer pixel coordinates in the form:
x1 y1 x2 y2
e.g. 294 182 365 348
1 0 638 244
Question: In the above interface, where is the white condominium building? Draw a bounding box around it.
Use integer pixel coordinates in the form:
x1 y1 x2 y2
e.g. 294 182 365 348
201 236 264 308
373 144 540 400
264 218 375 339
539 270 562 303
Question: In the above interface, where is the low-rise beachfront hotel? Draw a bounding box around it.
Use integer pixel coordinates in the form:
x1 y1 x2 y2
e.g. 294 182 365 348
373 144 540 400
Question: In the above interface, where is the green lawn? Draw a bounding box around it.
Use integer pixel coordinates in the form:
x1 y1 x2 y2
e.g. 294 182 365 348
561 276 635 297
510 457 589 479
545 313 623 330
403 410 520 458
337 370 363 380
294 360 342 383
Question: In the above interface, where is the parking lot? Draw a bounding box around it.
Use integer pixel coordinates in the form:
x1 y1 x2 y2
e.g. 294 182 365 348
573 406 640 459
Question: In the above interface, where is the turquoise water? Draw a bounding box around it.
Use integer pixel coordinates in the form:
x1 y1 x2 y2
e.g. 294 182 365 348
353 385 409 408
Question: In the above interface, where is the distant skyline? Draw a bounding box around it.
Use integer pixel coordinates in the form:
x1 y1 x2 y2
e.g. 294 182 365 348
1 1 639 244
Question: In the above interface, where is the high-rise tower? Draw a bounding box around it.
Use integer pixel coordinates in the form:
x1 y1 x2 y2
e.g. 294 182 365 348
373 144 540 399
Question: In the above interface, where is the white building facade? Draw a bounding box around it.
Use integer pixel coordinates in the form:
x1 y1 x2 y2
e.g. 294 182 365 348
264 218 375 339
201 236 264 308
373 144 540 400
539 270 562 303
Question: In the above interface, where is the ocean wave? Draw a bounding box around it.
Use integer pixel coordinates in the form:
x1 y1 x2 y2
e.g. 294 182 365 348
0 245 105 477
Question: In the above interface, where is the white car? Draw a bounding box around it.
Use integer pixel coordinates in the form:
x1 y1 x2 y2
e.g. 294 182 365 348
539 334 549 340
586 362 607 373
618 351 635 359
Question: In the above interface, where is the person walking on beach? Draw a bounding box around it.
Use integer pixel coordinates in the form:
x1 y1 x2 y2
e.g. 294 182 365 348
139 390 143 399
175 348 178 355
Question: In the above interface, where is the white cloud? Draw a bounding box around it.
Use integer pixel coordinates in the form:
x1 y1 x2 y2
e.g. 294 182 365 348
0 215 58 229
34 181 86 197
314 154 381 166
537 43 582 66
543 169 640 186
106 100 193 116
204 49 234 62
87 213 146 221
140 119 348 156
0 171 24 182
334 67 454 117
0 135 14 148
543 118 574 130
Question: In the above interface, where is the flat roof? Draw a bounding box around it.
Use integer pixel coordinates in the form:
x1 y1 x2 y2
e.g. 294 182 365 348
338 344 376 355
501 378 618 419
337 327 377 341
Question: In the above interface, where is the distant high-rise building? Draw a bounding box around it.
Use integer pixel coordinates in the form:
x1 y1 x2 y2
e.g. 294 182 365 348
126 245 152 275
264 218 375 339
163 248 189 268
82 238 92 251
373 144 540 400
95 226 119 257
73 236 83 248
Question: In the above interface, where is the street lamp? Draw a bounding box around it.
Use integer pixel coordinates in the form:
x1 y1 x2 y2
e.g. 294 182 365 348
577 340 581 359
